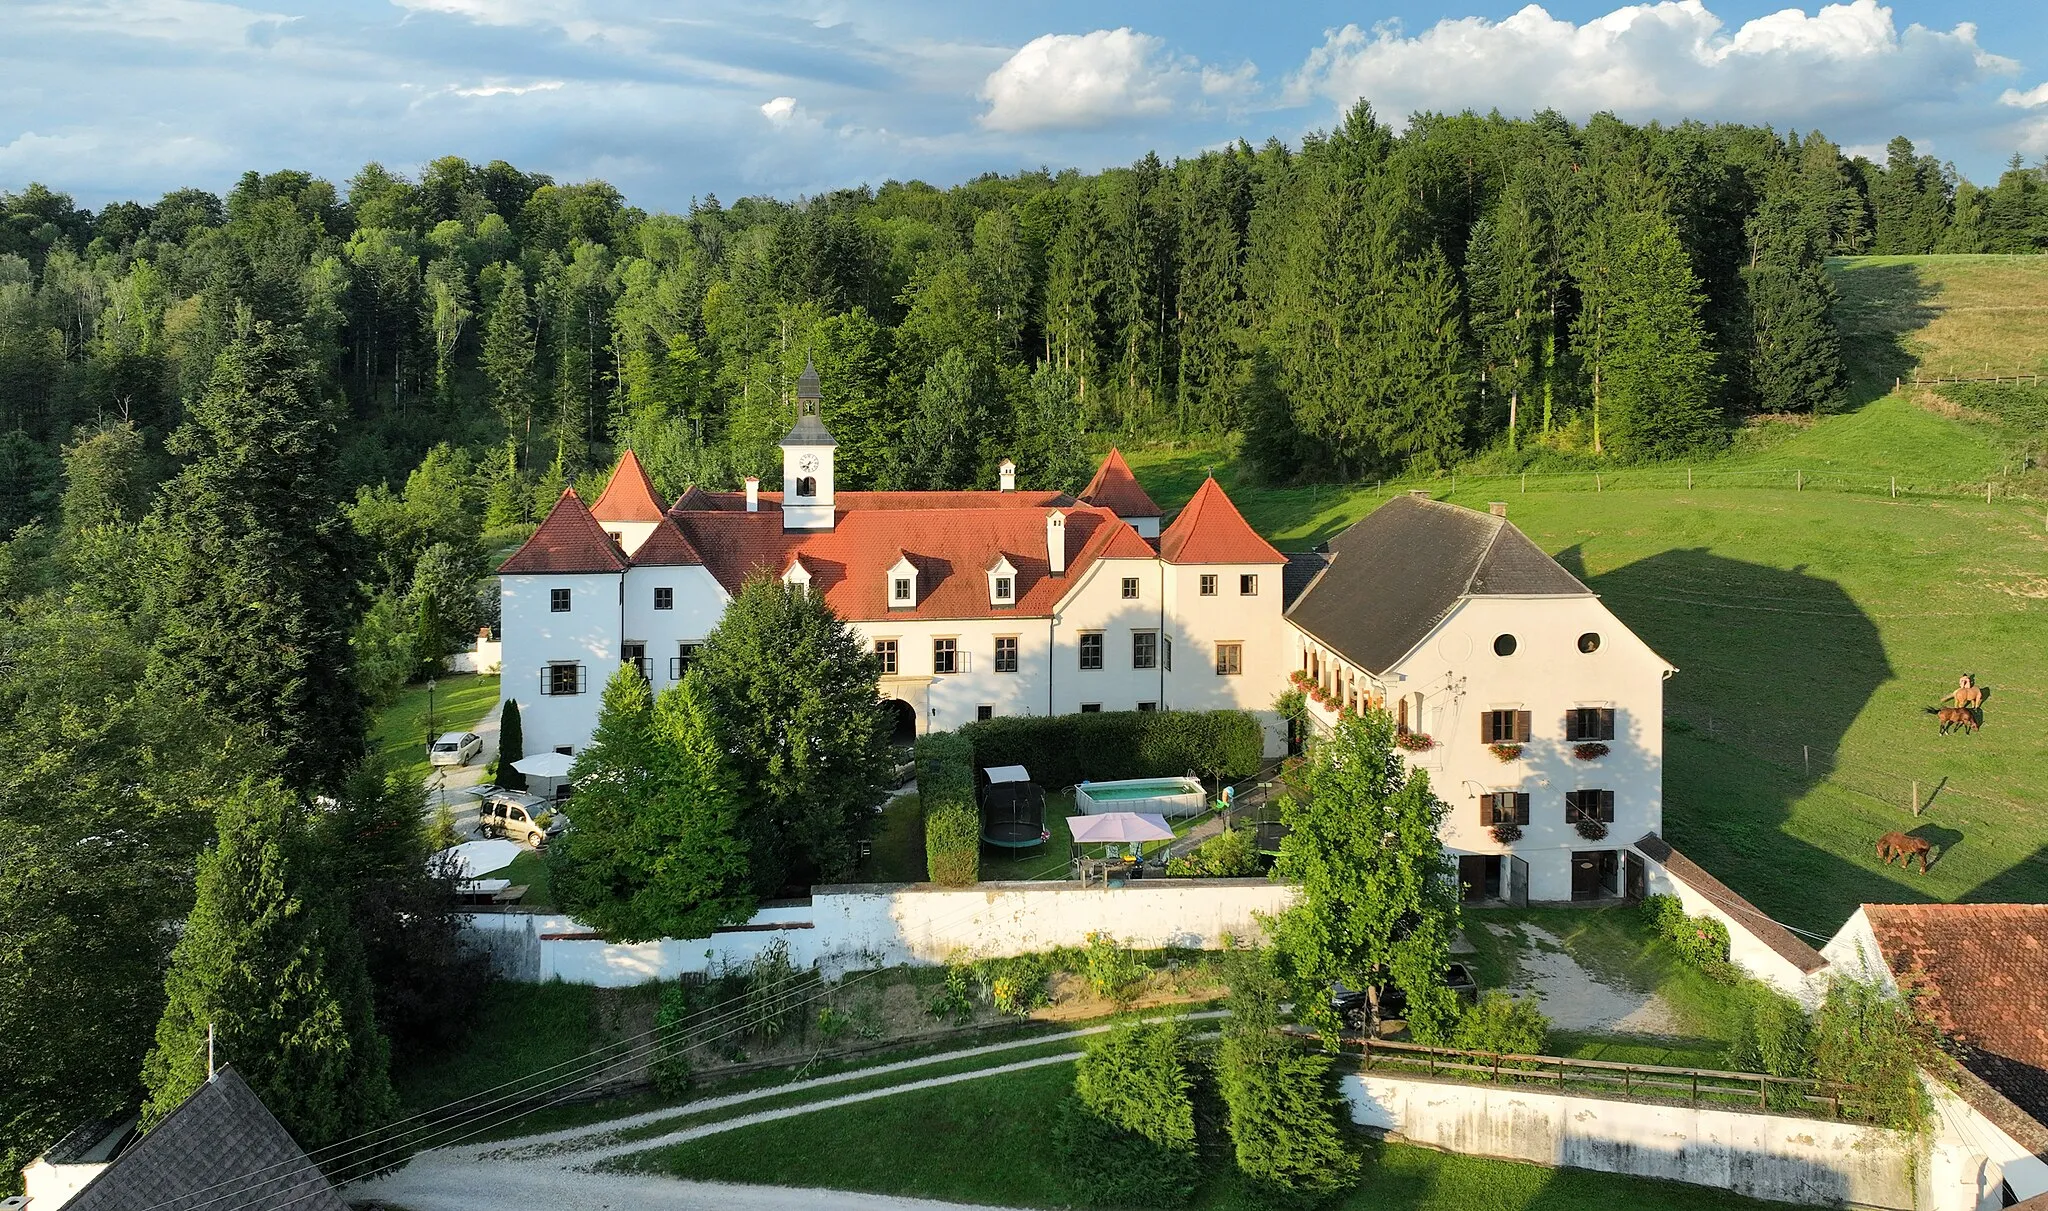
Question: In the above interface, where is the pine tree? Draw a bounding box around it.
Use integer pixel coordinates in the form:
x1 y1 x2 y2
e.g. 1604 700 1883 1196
888 349 1003 490
149 317 367 794
1018 360 1089 494
1465 175 1547 449
1174 150 1251 433
142 779 396 1150
1383 245 1472 471
693 576 890 893
482 263 537 467
1744 174 1845 415
1601 212 1725 458
496 697 526 790
550 665 662 935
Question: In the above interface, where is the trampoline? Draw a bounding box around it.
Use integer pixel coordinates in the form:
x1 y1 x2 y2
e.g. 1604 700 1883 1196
979 765 1048 850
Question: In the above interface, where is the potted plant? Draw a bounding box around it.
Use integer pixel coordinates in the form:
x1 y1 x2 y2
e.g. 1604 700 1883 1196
1395 732 1435 753
1574 816 1609 841
1489 821 1522 844
1573 742 1611 761
1488 742 1523 763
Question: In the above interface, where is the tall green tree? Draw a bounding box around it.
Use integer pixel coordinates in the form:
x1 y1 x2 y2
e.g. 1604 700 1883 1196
693 576 890 893
1216 948 1359 1198
1271 708 1462 1043
149 317 368 793
482 262 538 466
142 778 396 1149
1744 174 1846 415
497 697 527 790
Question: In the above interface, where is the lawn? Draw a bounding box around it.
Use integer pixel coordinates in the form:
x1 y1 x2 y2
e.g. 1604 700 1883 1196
623 1059 1786 1211
393 978 660 1115
858 791 927 882
370 672 500 787
478 849 554 910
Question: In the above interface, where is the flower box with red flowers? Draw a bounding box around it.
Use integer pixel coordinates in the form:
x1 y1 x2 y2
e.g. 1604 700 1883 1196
1395 732 1435 753
1488 743 1523 763
1572 742 1611 761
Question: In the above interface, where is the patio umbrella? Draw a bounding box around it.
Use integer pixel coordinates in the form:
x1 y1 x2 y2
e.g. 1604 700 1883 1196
512 751 577 779
1066 812 1173 845
435 838 523 879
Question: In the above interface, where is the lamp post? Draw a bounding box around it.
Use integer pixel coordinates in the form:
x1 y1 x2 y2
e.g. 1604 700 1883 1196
425 677 438 754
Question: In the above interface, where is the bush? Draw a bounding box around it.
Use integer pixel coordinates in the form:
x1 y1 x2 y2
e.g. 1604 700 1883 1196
1450 992 1550 1057
1058 1019 1201 1207
652 980 694 1094
1810 975 1936 1132
1164 826 1261 878
1731 984 1811 1098
972 952 1052 1016
916 732 979 885
1082 931 1147 1006
1639 893 1686 936
1219 949 1359 1203
1672 915 1731 970
960 709 1262 788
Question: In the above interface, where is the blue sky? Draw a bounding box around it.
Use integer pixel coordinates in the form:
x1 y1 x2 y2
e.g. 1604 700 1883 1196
5 1 2047 211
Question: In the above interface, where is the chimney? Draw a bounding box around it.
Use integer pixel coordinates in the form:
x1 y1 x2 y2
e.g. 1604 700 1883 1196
1046 510 1066 576
1489 501 1508 518
999 459 1016 492
745 476 760 513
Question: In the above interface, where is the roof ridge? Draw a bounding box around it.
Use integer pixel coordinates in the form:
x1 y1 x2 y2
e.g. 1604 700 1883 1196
1461 513 1510 596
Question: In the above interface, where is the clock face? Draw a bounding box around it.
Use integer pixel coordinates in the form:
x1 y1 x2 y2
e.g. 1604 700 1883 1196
797 454 819 473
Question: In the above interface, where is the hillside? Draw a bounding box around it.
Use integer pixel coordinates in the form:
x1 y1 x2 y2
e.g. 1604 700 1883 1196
1129 255 2048 935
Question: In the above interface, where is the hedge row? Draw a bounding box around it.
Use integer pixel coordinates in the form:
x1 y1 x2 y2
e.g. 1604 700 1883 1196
960 710 1263 789
917 732 979 886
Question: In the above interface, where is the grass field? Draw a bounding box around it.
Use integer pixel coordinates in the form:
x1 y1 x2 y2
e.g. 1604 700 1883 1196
370 672 500 786
1117 255 2048 938
625 1060 1786 1211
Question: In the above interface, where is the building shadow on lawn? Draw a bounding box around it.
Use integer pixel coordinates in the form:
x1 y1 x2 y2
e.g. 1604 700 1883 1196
1559 545 1929 933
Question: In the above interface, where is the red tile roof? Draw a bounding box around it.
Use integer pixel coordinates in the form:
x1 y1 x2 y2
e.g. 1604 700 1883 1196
1158 476 1286 565
631 518 705 567
671 504 1151 620
671 485 719 511
499 491 630 574
1080 448 1162 518
1864 903 2048 1124
590 449 667 522
670 489 1072 515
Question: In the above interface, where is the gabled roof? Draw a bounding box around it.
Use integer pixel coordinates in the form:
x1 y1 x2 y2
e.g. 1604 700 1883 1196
671 485 719 512
589 449 666 522
1158 477 1285 565
1285 495 1591 674
630 518 705 567
63 1066 345 1211
1862 903 2048 1126
498 490 630 575
671 503 1151 621
1080 448 1162 519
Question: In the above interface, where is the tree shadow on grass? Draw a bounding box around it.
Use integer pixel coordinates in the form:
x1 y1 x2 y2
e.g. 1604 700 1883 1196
1828 258 1943 410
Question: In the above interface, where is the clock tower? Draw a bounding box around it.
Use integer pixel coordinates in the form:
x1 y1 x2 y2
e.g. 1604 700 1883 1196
778 354 837 531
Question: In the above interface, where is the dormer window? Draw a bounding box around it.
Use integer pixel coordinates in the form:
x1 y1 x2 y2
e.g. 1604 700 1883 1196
783 556 813 594
888 553 919 609
986 554 1018 607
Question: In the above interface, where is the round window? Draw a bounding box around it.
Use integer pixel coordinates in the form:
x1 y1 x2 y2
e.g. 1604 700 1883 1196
1493 634 1517 657
1577 632 1601 654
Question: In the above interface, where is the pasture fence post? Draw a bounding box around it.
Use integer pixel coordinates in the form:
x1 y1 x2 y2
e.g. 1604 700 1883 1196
1987 482 1994 504
1521 472 1526 494
1596 474 1602 492
1911 781 1921 816
1687 466 1692 490
1891 476 1897 498
1804 745 1810 775
1797 470 1803 492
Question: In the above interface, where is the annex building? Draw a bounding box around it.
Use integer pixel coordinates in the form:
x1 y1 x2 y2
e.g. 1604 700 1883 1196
497 362 1673 905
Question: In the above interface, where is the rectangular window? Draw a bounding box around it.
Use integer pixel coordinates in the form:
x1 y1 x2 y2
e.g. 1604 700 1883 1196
1483 792 1532 827
1216 642 1242 676
1565 790 1616 823
1121 577 1140 599
669 643 702 681
933 637 957 675
1137 702 1157 712
544 662 585 696
875 639 898 675
1132 631 1157 670
554 745 573 756
1239 574 1258 596
976 705 994 721
1483 709 1533 744
653 586 673 610
1080 703 1102 713
550 587 571 613
1565 707 1617 742
892 577 913 604
994 576 1013 602
1200 574 1218 597
994 636 1019 673
1079 633 1103 670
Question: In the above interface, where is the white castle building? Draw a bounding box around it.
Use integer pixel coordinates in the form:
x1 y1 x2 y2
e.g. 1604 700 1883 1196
497 361 1675 905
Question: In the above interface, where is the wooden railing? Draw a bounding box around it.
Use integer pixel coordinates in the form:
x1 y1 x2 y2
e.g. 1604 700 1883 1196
1321 1034 1872 1123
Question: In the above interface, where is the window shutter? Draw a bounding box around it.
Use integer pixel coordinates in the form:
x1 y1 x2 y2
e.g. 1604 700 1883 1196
1479 794 1494 827
1517 711 1532 743
1481 716 1492 745
576 664 588 694
1601 790 1616 822
1563 711 1577 741
1600 709 1616 741
1515 793 1531 825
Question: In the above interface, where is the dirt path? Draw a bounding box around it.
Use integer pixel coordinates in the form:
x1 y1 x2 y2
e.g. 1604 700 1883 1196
1499 924 1684 1034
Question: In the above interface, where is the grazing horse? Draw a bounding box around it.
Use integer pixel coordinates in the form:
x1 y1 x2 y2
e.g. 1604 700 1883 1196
1878 831 1934 875
1934 706 1980 734
1944 674 1986 712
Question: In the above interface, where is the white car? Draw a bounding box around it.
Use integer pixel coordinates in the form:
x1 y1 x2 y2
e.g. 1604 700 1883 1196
428 731 484 767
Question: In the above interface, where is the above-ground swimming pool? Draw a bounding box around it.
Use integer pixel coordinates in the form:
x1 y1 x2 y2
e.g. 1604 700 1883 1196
1074 776 1207 818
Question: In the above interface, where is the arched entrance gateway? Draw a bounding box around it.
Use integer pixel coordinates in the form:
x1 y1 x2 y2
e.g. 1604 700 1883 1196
884 699 917 748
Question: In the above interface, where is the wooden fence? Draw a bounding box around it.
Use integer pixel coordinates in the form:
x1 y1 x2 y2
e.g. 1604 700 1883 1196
1320 1034 1872 1123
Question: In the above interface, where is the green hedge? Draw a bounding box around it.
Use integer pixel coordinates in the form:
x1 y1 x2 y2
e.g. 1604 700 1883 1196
960 710 1262 789
917 733 979 886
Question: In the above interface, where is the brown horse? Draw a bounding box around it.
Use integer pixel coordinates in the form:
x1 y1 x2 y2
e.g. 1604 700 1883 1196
1878 831 1934 874
1933 706 1979 734
1944 674 1986 712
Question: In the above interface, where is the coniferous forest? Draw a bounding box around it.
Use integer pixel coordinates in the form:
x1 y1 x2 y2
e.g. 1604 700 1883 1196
2 100 2047 1188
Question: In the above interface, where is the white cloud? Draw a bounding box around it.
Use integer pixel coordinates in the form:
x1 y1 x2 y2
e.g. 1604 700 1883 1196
452 79 565 97
1289 1 2011 133
2001 82 2048 110
979 28 1195 132
761 95 798 122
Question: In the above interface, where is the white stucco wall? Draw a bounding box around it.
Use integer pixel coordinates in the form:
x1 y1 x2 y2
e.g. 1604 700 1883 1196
1163 560 1289 754
1348 1072 1990 1211
621 564 730 692
498 571 622 757
1641 853 1824 1005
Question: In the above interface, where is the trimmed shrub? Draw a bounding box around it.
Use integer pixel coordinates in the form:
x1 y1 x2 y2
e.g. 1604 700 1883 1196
1450 992 1550 1057
1672 914 1731 970
1164 825 1260 878
1058 1018 1201 1207
916 732 978 885
1639 892 1686 936
1218 948 1359 1202
960 709 1262 788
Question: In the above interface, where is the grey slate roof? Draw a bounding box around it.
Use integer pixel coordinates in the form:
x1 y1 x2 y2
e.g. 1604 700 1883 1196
63 1067 345 1211
1281 552 1328 610
1284 494 1590 674
778 410 837 448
